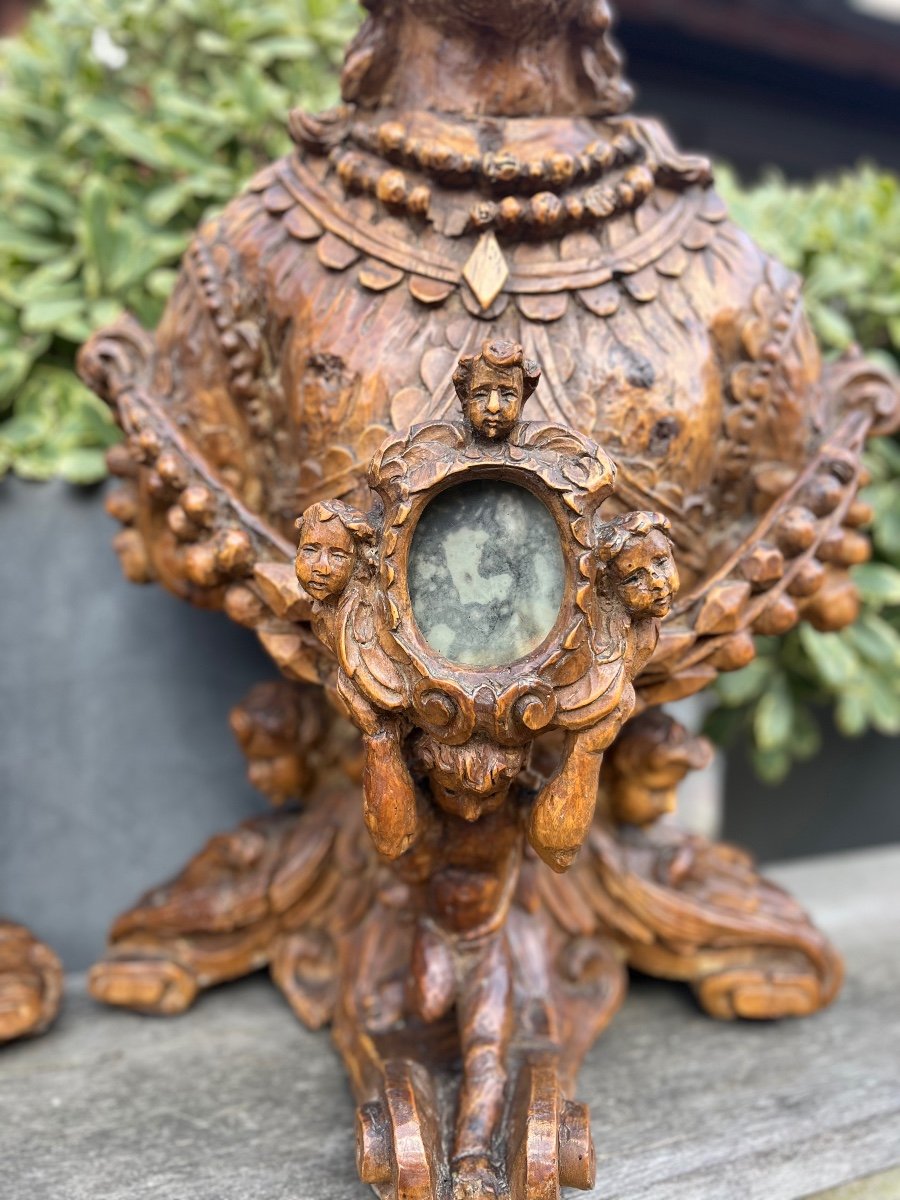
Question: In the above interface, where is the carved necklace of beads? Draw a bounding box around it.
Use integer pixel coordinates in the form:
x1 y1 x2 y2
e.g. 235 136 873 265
346 119 645 192
328 145 657 236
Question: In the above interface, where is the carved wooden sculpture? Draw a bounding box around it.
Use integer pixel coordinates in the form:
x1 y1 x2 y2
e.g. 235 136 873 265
5 0 899 1193
0 922 62 1044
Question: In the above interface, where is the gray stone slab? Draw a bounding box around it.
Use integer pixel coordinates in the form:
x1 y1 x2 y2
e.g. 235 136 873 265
1 847 898 1200
812 1169 900 1200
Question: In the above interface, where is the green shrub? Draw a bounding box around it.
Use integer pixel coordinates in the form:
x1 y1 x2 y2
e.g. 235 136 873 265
713 167 900 779
0 0 897 775
0 0 358 481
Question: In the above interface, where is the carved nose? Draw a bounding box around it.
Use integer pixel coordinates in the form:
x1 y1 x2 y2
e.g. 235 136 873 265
487 390 501 412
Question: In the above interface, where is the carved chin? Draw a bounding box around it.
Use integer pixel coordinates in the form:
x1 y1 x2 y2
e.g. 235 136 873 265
305 580 333 600
479 421 505 439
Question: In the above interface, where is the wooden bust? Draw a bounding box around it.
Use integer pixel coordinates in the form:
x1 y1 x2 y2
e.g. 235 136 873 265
4 0 898 1196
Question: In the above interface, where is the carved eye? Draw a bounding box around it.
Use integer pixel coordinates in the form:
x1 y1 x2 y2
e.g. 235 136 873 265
653 557 669 569
330 550 351 563
300 543 320 555
624 571 645 586
501 390 517 401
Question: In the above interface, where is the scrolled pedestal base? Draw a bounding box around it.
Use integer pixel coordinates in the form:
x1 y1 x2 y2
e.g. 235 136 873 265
82 790 840 1199
0 921 63 1044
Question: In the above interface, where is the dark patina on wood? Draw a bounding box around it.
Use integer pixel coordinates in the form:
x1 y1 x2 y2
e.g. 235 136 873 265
4 1 899 1196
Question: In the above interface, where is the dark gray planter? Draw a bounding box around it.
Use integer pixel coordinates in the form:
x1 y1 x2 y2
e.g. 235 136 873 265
0 477 271 969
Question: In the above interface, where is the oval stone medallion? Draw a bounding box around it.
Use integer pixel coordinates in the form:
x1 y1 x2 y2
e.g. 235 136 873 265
408 480 565 667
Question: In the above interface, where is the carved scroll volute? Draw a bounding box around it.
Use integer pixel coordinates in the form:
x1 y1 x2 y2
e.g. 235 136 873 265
295 340 679 873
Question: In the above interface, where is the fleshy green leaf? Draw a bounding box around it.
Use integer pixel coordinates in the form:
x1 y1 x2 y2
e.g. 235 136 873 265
754 682 795 753
853 563 900 608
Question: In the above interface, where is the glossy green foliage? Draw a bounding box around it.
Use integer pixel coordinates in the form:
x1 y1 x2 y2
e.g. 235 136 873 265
0 0 359 480
709 168 900 779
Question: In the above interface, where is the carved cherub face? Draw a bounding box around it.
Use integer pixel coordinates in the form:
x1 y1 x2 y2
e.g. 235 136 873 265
417 734 527 822
609 527 679 618
464 361 524 441
453 340 541 442
296 511 357 602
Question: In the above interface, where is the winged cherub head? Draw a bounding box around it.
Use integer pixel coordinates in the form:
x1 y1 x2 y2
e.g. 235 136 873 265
452 339 541 441
295 500 377 603
595 511 679 619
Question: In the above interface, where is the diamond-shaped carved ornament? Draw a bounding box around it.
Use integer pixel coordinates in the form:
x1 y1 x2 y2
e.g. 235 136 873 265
463 232 510 310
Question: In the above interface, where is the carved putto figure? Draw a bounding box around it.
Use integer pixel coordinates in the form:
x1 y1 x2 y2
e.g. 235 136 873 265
4 1 898 1197
289 342 682 1194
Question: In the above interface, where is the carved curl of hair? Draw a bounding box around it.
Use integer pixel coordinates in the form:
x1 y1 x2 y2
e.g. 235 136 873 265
414 733 528 794
452 339 542 404
594 511 672 564
296 500 379 569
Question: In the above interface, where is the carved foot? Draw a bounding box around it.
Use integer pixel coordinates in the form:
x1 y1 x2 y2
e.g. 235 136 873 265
452 1155 501 1200
356 1060 445 1200
88 955 199 1016
694 962 829 1020
586 823 843 1020
507 1058 596 1200
90 792 373 1024
87 817 288 1016
0 922 63 1043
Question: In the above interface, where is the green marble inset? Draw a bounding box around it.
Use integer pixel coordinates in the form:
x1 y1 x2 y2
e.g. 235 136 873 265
409 480 565 667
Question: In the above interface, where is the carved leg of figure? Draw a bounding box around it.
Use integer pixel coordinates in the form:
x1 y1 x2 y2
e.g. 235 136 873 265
0 921 63 1043
342 872 627 1200
586 823 843 1020
452 934 512 1198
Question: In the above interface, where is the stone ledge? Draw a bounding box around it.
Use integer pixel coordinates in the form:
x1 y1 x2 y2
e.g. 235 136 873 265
2 846 899 1200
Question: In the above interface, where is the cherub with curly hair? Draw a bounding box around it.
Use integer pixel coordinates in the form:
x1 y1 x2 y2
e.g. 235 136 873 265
295 500 377 606
595 510 679 621
528 512 679 875
452 338 541 441
296 499 420 861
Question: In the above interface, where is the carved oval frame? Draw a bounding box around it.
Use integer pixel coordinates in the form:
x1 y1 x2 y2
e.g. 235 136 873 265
361 418 618 746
